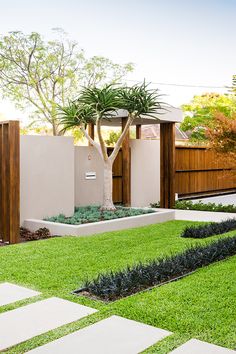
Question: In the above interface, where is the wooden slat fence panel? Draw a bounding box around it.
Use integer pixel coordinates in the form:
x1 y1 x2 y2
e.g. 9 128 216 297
175 146 236 197
0 121 20 244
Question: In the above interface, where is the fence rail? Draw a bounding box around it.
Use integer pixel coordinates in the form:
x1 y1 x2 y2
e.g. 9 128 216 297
0 121 20 244
175 146 236 198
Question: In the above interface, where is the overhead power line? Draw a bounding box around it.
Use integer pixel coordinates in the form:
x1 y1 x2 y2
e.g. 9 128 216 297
124 78 227 89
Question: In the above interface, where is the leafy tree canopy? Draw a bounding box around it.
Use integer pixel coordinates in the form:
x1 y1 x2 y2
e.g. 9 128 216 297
206 112 236 177
207 112 236 155
181 92 236 142
229 74 236 95
0 29 133 135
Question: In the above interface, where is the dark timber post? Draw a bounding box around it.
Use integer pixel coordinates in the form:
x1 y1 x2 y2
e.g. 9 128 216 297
136 124 141 139
122 117 131 206
88 123 95 146
160 122 175 208
0 121 20 244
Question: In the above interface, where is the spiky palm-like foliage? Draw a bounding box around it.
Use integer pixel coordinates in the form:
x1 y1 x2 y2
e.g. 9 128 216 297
119 82 164 117
79 84 122 117
58 102 96 133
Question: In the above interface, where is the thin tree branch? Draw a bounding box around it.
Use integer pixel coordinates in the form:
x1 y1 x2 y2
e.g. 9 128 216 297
109 114 134 163
97 117 108 161
27 37 37 71
80 126 103 158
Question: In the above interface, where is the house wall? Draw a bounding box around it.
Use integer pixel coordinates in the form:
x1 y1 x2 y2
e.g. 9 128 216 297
20 136 74 224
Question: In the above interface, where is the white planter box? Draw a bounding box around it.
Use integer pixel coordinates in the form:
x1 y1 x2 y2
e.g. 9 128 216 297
24 209 174 237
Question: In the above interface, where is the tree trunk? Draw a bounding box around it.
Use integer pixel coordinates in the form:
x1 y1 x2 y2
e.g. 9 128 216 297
52 122 63 136
101 160 116 211
52 122 58 136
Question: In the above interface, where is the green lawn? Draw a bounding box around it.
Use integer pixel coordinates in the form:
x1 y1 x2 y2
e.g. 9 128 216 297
0 220 235 353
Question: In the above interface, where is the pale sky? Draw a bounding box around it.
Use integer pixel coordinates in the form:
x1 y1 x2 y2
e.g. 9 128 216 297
0 0 235 121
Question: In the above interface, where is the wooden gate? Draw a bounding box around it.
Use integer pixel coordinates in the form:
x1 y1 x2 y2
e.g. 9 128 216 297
107 148 123 204
0 121 20 244
175 146 236 198
112 149 123 204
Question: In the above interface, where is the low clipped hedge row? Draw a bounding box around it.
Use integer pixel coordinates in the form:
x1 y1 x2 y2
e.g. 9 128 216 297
181 219 236 238
150 200 236 213
75 235 236 301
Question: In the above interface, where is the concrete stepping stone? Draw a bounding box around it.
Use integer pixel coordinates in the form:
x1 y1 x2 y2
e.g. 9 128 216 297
0 297 97 351
170 339 236 354
0 282 41 307
27 315 172 354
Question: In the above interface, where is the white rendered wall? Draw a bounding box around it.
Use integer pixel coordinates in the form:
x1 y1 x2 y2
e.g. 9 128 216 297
74 146 104 206
20 138 160 223
130 140 160 207
20 136 74 224
74 141 160 208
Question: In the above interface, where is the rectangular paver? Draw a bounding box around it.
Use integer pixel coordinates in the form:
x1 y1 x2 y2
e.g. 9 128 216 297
0 282 41 307
170 339 235 354
27 315 172 354
0 297 97 351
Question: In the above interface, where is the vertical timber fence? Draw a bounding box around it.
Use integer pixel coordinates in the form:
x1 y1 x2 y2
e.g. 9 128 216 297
0 121 20 244
175 145 236 198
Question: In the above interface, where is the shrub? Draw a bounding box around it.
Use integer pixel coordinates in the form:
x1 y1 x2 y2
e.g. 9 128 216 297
150 200 236 213
75 235 236 301
181 219 236 238
20 227 51 241
34 228 51 239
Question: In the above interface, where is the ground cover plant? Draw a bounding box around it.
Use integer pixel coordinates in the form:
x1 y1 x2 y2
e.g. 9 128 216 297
181 218 236 238
45 205 155 225
0 220 235 353
78 235 236 301
151 199 236 213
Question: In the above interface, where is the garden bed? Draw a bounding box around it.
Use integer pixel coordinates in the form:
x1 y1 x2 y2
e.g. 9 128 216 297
44 206 156 224
24 207 174 237
181 218 236 238
75 235 236 301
